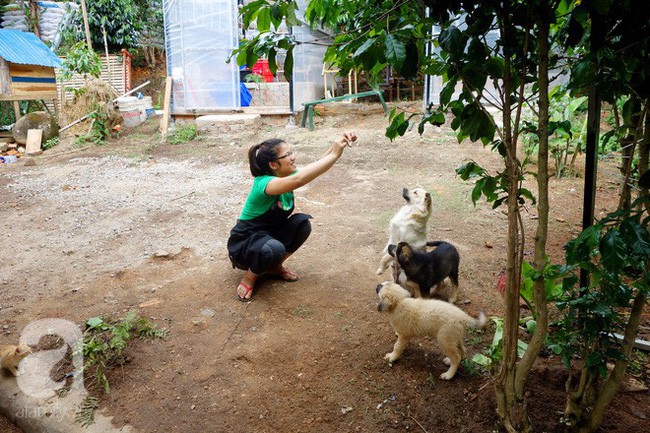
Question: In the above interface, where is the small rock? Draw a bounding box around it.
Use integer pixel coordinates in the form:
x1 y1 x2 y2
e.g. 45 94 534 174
154 250 170 258
341 406 353 415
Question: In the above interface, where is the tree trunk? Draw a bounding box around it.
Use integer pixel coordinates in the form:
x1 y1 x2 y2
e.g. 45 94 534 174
638 103 649 214
574 291 647 432
618 97 641 210
494 9 531 432
515 8 550 396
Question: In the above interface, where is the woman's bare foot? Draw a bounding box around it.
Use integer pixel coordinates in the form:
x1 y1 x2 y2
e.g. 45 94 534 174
267 267 299 282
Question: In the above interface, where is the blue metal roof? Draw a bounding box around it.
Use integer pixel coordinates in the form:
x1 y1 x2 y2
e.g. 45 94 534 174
0 29 62 68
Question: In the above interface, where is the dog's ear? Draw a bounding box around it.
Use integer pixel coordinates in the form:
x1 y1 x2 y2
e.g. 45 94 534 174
377 285 398 312
397 242 413 261
388 244 396 257
377 300 389 312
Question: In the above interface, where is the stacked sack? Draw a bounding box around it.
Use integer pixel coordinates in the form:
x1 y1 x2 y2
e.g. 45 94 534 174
0 1 79 49
1 2 29 32
38 1 79 48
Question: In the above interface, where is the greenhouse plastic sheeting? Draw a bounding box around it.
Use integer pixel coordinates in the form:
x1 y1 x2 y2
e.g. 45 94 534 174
291 0 329 108
163 0 240 112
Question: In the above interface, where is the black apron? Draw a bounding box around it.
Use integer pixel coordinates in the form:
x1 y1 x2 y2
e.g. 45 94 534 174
227 199 312 271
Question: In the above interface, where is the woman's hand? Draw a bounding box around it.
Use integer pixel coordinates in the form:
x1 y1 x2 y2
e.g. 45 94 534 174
333 131 358 152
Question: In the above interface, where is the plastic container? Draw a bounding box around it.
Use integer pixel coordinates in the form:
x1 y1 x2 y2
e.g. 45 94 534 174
0 155 18 163
117 96 144 127
251 60 274 83
140 96 155 120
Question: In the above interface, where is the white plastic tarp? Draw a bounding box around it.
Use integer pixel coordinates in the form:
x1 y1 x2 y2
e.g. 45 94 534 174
163 0 240 112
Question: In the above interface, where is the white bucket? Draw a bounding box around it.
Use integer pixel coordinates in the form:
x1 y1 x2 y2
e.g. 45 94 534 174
117 96 143 127
141 96 155 119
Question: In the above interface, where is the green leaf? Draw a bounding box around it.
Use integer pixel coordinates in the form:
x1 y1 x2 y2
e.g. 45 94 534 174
471 353 492 367
586 351 604 368
471 179 485 204
285 2 299 27
256 8 271 33
354 37 377 58
384 34 406 70
525 319 537 335
400 41 419 79
600 230 627 272
517 339 528 358
87 317 103 329
268 48 277 75
283 49 294 81
485 57 504 79
455 161 485 180
438 26 464 55
440 79 457 107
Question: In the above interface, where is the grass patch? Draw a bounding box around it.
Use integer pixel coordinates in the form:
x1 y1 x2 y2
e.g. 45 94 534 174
292 306 313 318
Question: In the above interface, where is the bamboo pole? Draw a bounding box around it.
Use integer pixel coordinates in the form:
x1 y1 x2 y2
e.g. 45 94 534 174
80 0 92 49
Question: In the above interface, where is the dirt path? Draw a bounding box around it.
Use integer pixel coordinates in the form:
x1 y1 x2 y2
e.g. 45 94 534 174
1 111 647 432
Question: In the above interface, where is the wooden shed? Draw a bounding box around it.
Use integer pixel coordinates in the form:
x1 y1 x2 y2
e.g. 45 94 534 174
0 29 62 121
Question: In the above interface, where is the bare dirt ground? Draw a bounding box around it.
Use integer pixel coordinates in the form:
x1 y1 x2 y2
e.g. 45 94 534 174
0 108 648 432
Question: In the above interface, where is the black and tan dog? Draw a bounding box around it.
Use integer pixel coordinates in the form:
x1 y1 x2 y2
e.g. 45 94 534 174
389 240 460 302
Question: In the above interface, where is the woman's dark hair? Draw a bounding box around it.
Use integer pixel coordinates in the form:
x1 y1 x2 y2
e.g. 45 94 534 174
248 139 285 176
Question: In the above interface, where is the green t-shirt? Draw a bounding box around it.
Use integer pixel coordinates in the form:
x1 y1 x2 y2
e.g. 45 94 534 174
239 175 294 220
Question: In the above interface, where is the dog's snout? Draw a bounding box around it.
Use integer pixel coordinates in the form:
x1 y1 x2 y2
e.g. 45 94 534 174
376 283 383 294
402 187 410 202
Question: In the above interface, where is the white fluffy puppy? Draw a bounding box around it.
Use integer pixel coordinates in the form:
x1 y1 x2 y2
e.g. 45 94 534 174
376 281 487 380
376 187 432 276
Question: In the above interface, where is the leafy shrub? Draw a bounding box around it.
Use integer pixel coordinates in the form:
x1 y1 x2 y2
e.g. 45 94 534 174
76 311 167 394
59 42 102 81
168 124 197 145
43 137 59 150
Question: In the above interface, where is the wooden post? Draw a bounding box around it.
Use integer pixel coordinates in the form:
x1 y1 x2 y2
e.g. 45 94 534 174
12 101 20 121
29 1 40 39
101 25 114 92
80 0 92 49
160 77 173 138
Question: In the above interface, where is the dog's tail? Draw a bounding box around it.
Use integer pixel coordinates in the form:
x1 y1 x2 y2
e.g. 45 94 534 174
426 240 447 247
469 310 488 330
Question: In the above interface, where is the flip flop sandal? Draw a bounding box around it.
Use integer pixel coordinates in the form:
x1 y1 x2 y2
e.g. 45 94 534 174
236 281 254 302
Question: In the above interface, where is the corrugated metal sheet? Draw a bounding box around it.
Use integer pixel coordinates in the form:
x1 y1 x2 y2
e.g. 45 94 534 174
0 29 62 68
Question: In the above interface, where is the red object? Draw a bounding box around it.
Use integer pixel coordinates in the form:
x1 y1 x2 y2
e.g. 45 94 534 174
496 271 506 296
251 60 274 83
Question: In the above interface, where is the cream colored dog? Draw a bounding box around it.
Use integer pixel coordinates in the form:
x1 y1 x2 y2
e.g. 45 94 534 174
376 187 432 276
376 281 487 380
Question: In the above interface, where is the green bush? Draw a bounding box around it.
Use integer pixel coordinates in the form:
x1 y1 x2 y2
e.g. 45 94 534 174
168 124 197 145
76 311 168 395
43 137 59 150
